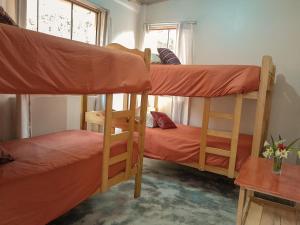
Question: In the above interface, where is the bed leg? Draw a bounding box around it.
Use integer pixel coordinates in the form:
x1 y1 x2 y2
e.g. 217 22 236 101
134 166 142 198
134 93 148 198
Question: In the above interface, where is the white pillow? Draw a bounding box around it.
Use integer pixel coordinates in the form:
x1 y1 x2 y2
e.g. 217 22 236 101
146 113 156 128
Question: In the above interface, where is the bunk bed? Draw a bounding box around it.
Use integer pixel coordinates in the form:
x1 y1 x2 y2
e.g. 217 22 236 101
145 57 275 178
83 43 275 179
0 24 151 225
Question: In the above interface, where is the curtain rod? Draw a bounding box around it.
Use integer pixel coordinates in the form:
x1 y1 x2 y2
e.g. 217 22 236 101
145 21 197 26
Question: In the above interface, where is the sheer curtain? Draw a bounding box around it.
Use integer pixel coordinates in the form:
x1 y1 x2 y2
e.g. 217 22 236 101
171 21 196 125
16 0 32 138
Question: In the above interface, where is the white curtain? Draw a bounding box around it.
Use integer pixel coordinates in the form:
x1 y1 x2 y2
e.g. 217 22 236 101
15 0 31 138
171 22 196 125
0 0 31 139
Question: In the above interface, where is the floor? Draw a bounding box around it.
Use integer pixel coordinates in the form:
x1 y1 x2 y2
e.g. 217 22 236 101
50 159 239 225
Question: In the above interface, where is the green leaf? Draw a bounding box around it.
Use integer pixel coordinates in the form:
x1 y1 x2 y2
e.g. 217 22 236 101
271 135 275 146
286 138 300 150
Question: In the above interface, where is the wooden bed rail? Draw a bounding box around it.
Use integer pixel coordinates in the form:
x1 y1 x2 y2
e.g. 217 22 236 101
80 43 150 197
251 56 275 156
151 55 275 179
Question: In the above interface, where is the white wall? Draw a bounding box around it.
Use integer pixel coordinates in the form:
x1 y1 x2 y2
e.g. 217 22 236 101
143 0 300 162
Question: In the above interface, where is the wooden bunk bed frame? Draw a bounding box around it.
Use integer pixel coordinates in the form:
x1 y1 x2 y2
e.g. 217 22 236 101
83 43 275 179
150 56 276 178
81 44 151 197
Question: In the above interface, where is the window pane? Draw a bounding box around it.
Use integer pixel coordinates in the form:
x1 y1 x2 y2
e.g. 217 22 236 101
72 5 97 44
144 30 169 54
38 0 71 39
167 29 177 52
26 0 38 31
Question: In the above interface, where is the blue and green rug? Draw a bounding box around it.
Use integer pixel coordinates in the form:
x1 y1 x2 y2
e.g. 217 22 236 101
50 159 238 225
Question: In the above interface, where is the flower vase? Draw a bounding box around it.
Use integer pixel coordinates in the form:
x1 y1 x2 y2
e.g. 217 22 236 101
272 157 283 174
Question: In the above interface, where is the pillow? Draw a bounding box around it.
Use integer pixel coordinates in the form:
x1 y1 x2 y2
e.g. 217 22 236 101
0 148 14 165
157 48 181 65
0 6 17 26
151 111 177 129
151 53 162 64
146 112 158 128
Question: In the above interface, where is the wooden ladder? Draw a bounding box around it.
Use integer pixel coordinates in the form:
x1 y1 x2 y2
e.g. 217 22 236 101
199 94 243 178
101 93 137 192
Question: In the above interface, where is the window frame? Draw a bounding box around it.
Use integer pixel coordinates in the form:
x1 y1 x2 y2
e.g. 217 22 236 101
29 0 107 46
146 23 178 51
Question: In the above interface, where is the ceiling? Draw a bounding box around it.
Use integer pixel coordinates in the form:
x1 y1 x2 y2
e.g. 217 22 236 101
129 0 168 5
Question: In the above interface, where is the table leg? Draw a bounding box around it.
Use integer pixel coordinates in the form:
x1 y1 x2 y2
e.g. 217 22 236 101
236 188 246 225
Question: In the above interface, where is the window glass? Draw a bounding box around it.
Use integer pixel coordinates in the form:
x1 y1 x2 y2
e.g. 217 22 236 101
167 29 177 52
72 4 97 44
144 26 177 54
38 0 71 38
26 0 38 31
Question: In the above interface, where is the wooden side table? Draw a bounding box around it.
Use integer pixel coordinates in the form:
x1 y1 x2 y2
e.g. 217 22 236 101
234 156 300 225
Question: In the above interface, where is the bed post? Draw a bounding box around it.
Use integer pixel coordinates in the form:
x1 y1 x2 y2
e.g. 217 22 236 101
134 92 148 198
251 56 275 156
81 95 88 130
134 47 150 198
102 94 113 192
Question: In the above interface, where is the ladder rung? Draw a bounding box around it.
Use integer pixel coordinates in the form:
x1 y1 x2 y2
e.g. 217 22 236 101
243 91 258 100
109 152 128 166
209 111 233 120
206 147 230 157
112 110 131 119
108 172 126 187
207 129 232 139
111 131 129 143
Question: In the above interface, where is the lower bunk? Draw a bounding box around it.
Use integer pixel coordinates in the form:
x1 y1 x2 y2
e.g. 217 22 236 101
0 130 139 225
144 124 252 174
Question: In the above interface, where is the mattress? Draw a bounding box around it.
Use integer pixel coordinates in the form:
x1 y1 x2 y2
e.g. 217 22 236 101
150 64 260 97
0 24 151 95
144 124 252 171
0 130 138 225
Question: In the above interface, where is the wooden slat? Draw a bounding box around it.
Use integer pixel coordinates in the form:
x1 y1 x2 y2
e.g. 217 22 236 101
154 96 159 111
123 94 129 110
209 111 233 120
111 131 129 143
81 95 88 129
199 98 211 170
112 110 131 119
204 165 229 177
207 129 232 139
101 94 113 192
228 94 243 178
134 93 148 198
243 91 258 100
252 56 274 157
125 94 137 179
108 172 126 188
109 152 128 166
237 188 246 225
206 147 230 157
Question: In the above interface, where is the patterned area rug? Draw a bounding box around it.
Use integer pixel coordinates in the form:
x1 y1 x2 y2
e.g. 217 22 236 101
50 159 238 225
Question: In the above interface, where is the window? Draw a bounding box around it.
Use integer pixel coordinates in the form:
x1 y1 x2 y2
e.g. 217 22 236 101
144 24 178 54
26 0 104 45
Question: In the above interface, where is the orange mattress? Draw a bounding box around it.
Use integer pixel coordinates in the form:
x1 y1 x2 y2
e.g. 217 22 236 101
144 125 252 171
0 24 151 95
149 64 260 97
0 130 138 225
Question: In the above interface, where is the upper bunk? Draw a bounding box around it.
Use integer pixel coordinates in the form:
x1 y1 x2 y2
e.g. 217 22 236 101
149 64 261 97
0 24 151 95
